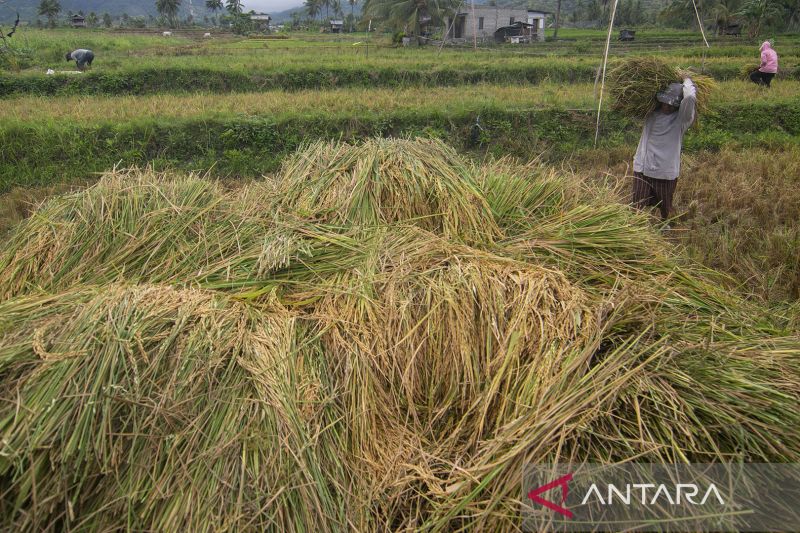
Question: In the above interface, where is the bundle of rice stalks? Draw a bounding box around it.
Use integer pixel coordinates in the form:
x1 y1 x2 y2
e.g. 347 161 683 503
0 170 370 300
300 223 800 529
276 138 499 243
0 284 349 531
740 63 761 80
473 157 569 235
308 227 601 528
608 57 717 119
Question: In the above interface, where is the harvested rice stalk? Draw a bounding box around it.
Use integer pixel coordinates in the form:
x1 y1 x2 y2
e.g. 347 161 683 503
0 284 349 532
740 63 761 80
677 68 717 115
473 157 568 235
276 138 500 243
0 170 354 300
1 139 800 532
309 226 598 525
608 57 717 119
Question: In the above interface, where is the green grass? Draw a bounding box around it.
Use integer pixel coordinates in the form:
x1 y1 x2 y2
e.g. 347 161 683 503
3 80 799 123
1 28 195 66
2 97 799 192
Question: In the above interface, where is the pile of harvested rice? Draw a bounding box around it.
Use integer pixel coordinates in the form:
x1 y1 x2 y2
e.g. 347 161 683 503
608 56 718 119
1 139 798 531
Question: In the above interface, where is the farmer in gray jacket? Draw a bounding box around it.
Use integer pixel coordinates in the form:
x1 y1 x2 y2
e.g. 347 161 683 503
632 78 696 223
65 49 95 71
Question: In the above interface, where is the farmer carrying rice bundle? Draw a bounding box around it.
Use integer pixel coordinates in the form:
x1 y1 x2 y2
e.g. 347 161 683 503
607 57 715 225
631 78 696 223
65 48 94 71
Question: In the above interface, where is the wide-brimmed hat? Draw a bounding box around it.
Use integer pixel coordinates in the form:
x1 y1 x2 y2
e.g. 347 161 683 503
656 82 683 107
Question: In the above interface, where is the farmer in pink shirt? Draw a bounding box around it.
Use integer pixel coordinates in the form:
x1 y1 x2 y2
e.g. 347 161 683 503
750 41 778 87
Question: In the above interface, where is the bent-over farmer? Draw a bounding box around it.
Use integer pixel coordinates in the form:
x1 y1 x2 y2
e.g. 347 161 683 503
65 49 94 71
631 78 696 224
749 41 778 87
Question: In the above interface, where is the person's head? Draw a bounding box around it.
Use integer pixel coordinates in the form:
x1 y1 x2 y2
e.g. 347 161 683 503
65 52 72 61
760 40 773 51
656 82 683 114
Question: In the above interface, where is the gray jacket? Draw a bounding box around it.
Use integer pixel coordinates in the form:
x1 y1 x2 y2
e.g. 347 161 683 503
633 79 697 180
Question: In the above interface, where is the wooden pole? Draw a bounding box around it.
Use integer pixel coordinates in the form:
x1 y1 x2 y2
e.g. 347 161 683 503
366 19 371 59
554 0 561 39
471 0 477 50
594 0 619 147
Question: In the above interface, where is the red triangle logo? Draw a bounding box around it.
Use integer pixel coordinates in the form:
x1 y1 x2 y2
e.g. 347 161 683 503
528 473 574 519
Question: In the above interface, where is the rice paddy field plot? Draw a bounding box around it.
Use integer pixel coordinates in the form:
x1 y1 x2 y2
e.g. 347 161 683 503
574 146 800 303
5 47 795 75
10 28 798 64
2 28 798 97
1 139 799 531
1 78 798 193
0 28 195 67
3 80 799 123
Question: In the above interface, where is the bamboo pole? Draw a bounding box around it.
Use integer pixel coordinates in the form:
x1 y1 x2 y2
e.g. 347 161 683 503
594 0 620 147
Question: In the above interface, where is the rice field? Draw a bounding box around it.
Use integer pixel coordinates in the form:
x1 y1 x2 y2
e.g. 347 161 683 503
2 26 800 531
2 80 799 123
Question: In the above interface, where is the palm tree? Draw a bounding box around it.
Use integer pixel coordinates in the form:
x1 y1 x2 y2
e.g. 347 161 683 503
736 0 780 36
709 0 742 34
349 0 358 30
38 0 61 28
778 0 800 28
156 0 182 27
363 0 453 35
225 0 243 14
554 0 562 38
332 0 343 17
306 0 321 21
206 0 223 13
206 0 223 25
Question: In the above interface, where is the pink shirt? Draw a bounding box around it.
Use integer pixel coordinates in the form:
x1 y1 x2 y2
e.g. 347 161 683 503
760 42 778 74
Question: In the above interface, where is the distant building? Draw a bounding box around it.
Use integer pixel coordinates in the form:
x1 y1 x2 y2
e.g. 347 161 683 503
250 12 271 31
720 23 741 36
71 14 87 28
495 22 537 43
445 7 548 42
330 20 344 33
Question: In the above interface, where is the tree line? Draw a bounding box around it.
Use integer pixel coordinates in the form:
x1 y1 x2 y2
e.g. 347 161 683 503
34 0 245 29
31 0 800 36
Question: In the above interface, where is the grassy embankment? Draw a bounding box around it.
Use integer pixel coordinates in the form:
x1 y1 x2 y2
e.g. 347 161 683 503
2 80 798 190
